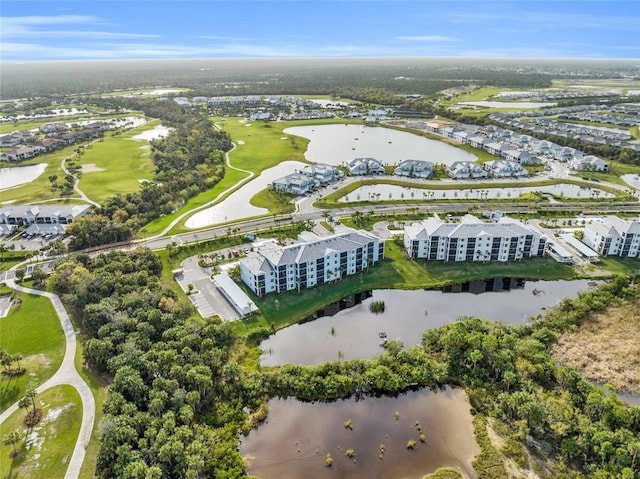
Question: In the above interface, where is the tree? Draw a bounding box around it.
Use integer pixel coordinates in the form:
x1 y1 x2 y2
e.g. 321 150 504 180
3 431 20 458
15 269 25 282
19 388 42 426
31 267 48 287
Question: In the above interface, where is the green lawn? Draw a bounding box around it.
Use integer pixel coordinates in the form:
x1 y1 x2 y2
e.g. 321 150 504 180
0 116 153 204
0 385 82 479
440 87 501 106
214 118 311 170
76 121 159 202
0 293 64 412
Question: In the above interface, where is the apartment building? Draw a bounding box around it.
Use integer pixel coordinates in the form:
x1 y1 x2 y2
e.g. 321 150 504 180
404 215 547 262
582 216 640 258
240 230 385 297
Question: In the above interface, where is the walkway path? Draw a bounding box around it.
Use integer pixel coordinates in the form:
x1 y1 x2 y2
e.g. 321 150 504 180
0 276 95 479
61 156 101 208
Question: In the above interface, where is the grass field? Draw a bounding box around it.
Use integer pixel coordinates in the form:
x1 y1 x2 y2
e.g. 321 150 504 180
550 298 640 393
76 121 159 202
0 385 82 479
440 87 501 106
1 116 155 204
0 293 64 411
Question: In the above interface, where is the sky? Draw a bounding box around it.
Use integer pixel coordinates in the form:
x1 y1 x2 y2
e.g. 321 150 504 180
1 1 639 61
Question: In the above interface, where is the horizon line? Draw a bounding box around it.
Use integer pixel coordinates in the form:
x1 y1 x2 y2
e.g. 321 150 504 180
2 55 639 64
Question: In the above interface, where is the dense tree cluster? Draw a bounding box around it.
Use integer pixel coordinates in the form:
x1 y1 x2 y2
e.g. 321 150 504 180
1 58 557 98
68 115 231 250
54 249 255 478
55 244 640 478
422 276 640 478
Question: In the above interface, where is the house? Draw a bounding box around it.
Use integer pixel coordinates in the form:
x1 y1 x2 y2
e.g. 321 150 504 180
403 215 547 262
347 158 385 176
484 142 510 156
569 155 608 172
240 230 385 297
0 204 92 226
582 216 640 258
192 97 208 105
271 173 315 195
0 144 45 161
40 122 67 134
393 160 434 179
483 160 529 178
249 112 272 121
502 149 539 165
446 161 488 180
299 163 343 184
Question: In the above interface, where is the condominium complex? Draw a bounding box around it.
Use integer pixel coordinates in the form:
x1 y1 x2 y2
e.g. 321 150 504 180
240 230 385 297
404 215 547 262
582 216 640 258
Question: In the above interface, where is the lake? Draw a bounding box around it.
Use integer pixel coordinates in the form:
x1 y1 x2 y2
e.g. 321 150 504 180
339 183 614 202
621 174 640 189
260 279 597 366
185 160 307 228
0 163 47 190
284 124 477 167
241 387 479 479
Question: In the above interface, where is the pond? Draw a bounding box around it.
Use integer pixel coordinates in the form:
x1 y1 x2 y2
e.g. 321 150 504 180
241 387 479 479
0 163 47 190
260 279 597 366
621 174 640 189
185 160 307 228
283 124 477 167
339 183 614 202
459 101 556 108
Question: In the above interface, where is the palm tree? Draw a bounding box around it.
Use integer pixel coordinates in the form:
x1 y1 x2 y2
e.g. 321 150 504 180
3 431 20 458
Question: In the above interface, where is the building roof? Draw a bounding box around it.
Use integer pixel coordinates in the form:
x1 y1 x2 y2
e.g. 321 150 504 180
247 230 380 269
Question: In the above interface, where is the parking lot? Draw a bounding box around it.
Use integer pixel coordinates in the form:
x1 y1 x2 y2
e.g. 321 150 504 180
174 255 242 322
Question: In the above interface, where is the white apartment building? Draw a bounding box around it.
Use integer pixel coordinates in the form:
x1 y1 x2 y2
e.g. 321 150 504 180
404 215 547 262
582 216 640 258
240 230 385 297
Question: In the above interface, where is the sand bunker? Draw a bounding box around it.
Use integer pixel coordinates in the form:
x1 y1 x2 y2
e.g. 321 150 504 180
81 163 106 173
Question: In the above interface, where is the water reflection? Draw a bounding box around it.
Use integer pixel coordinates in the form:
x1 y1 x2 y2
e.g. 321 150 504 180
185 160 306 228
0 163 47 190
284 124 477 167
241 387 480 479
260 279 597 366
340 183 614 202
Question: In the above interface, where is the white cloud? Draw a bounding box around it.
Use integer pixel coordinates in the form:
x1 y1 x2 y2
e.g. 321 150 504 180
1 15 99 34
1 14 158 40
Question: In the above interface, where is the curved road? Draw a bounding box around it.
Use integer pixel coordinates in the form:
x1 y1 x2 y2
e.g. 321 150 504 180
0 277 95 479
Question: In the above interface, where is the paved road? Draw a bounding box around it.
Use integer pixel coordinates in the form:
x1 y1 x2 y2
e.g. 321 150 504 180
0 278 95 479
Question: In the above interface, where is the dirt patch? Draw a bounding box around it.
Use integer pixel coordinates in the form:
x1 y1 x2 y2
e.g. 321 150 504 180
550 301 640 394
485 419 542 479
80 163 106 173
